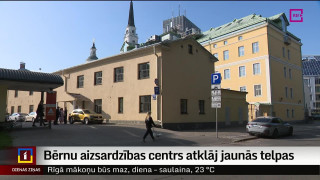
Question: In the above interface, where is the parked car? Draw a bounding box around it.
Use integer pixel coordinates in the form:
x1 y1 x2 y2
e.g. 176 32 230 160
69 109 103 125
25 112 37 122
246 116 293 138
8 113 28 122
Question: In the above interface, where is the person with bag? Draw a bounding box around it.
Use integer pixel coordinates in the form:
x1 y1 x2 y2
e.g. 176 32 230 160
143 111 156 142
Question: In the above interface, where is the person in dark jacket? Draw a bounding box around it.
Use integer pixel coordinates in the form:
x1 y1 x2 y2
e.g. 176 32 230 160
54 106 60 125
64 108 68 124
32 100 46 127
143 112 156 142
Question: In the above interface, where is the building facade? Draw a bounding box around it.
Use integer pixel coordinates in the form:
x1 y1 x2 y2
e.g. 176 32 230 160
197 13 305 121
302 55 320 116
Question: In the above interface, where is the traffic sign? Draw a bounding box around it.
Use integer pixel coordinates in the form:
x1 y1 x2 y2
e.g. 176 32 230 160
211 102 221 108
211 84 221 90
211 96 221 102
211 73 221 85
211 89 221 96
154 87 160 95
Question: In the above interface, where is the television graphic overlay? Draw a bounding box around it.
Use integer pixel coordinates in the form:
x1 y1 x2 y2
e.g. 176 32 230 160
17 147 36 165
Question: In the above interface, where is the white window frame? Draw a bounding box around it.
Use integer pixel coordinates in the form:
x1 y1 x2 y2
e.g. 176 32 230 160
254 84 262 97
223 50 229 60
240 86 247 92
238 46 244 57
253 63 260 75
224 40 228 45
252 42 259 54
224 69 230 80
239 66 246 77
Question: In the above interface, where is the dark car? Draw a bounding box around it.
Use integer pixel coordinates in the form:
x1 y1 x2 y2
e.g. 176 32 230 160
246 116 293 138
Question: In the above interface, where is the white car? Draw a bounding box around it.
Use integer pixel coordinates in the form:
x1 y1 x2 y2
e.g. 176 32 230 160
8 113 28 122
25 112 37 122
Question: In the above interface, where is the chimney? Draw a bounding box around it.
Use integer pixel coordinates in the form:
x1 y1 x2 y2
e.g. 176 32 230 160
20 62 25 70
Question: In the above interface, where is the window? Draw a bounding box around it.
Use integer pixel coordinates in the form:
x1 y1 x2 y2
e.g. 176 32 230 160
315 78 320 85
316 86 320 93
223 50 229 60
290 88 293 98
240 86 247 92
94 71 102 85
238 46 244 56
292 109 294 118
288 49 290 60
139 95 151 113
316 94 320 101
253 63 260 75
29 91 33 96
118 97 123 114
18 106 21 113
213 44 217 48
224 41 228 45
285 87 288 98
29 105 34 113
254 85 262 96
199 100 205 114
138 63 150 79
284 67 287 78
180 99 188 114
188 44 193 54
289 69 292 79
77 75 84 88
282 47 285 57
287 109 290 118
239 66 246 77
114 67 124 82
94 99 102 114
252 42 259 54
11 106 14 114
15 90 18 98
224 69 230 79
213 53 218 59
238 36 243 41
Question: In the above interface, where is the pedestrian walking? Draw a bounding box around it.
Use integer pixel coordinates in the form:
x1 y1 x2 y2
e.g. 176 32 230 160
59 108 64 124
54 107 60 125
64 108 68 124
143 112 156 142
32 100 46 127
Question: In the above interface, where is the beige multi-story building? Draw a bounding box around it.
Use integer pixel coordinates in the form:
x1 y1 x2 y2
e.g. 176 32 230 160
6 1 249 130
197 13 305 121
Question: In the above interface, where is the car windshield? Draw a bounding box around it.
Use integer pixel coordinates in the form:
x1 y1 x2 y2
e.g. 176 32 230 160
83 110 94 114
253 118 271 123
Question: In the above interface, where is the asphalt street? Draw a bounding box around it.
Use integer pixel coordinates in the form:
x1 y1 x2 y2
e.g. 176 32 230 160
6 120 320 146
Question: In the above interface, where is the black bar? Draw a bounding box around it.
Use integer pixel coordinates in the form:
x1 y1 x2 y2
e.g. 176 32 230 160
43 165 320 175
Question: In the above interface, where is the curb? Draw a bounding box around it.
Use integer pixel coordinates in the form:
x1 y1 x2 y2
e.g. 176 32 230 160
232 136 258 143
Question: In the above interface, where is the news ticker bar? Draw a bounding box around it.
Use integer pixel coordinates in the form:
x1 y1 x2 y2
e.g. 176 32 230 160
0 165 319 175
36 146 320 165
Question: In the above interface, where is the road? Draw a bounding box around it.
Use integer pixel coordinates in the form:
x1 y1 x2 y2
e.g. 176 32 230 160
8 120 320 146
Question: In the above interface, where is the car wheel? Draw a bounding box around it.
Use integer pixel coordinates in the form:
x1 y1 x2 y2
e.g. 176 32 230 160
289 127 293 136
32 118 34 122
272 129 279 139
83 118 89 125
70 117 74 124
249 132 255 136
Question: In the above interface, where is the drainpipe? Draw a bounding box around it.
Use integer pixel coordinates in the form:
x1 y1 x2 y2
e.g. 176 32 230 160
154 45 162 128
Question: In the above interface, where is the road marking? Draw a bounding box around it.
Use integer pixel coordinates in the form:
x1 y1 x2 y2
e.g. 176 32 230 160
89 126 96 129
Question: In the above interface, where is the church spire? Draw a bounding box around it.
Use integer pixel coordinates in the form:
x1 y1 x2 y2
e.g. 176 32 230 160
128 0 135 27
87 39 98 62
120 0 138 52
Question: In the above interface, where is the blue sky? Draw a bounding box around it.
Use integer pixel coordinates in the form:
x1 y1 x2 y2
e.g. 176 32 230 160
0 1 319 73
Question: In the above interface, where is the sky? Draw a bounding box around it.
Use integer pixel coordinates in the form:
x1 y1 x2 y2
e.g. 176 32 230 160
0 1 320 73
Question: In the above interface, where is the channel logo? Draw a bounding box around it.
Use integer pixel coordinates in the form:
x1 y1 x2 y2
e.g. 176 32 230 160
18 148 33 164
